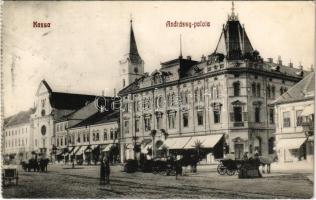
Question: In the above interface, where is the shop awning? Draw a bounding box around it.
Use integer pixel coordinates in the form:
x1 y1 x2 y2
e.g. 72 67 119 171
74 146 83 155
68 146 75 154
56 150 63 156
277 138 307 149
161 137 192 150
302 104 314 116
102 144 113 152
184 134 223 149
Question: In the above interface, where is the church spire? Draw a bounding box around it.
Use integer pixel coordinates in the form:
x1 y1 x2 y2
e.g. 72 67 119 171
129 17 142 64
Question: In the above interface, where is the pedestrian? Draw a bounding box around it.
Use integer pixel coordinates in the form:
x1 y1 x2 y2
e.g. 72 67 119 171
175 160 182 180
104 157 111 184
243 152 248 160
99 157 106 185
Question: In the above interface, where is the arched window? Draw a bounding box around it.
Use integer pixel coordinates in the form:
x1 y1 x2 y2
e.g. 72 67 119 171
110 129 114 140
252 83 256 96
77 133 81 143
271 86 276 98
194 89 198 102
92 131 96 141
233 82 240 96
171 93 175 106
256 83 261 97
185 91 189 104
199 87 204 101
266 85 271 98
104 129 107 140
96 130 100 141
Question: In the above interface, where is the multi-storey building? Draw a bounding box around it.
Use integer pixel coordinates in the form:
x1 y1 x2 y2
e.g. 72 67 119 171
54 98 119 164
3 108 34 162
274 72 314 163
30 80 99 159
118 6 310 162
65 111 120 164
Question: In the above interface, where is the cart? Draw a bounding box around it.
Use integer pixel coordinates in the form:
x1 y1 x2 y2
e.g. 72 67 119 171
217 159 244 176
2 165 19 186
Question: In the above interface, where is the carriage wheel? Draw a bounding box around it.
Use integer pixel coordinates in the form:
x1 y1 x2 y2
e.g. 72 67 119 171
217 164 226 175
226 169 236 176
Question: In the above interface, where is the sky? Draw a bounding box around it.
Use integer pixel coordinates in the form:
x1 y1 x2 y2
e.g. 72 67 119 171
2 1 315 117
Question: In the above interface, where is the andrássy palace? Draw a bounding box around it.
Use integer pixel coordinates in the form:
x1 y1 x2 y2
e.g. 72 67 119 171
118 5 310 163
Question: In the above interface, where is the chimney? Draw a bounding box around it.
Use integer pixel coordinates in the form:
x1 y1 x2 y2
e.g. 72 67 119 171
113 88 116 97
267 58 273 63
288 61 293 68
310 64 314 72
277 56 282 65
201 54 206 62
186 56 191 60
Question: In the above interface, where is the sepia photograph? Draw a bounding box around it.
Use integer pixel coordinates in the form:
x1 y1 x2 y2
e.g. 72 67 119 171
1 1 315 198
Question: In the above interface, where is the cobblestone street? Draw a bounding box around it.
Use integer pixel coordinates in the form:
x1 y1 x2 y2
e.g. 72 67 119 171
2 164 313 198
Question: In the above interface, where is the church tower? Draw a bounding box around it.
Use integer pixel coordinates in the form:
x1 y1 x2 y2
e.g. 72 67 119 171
119 19 144 90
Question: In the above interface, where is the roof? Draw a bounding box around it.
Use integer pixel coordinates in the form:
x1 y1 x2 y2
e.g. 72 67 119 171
49 92 98 110
69 110 119 129
129 20 142 64
273 71 315 105
214 16 254 60
4 108 35 127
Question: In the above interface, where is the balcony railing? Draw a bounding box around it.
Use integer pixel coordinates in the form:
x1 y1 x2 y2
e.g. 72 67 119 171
233 122 244 127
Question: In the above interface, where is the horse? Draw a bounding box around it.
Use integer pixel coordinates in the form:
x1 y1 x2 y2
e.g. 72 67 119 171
258 155 277 174
39 158 49 172
28 158 40 172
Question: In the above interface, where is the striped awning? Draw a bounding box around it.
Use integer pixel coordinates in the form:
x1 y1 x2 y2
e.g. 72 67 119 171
102 144 113 152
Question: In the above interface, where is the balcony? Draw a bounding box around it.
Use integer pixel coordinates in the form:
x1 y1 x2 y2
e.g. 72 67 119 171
233 122 244 127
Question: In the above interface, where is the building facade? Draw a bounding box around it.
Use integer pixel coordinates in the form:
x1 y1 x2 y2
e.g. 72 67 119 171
118 7 310 163
30 80 98 159
63 111 120 164
3 109 34 162
274 72 314 163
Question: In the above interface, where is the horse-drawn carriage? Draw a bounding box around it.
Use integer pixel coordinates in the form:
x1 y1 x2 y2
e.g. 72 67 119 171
21 158 49 172
217 159 244 176
217 156 274 177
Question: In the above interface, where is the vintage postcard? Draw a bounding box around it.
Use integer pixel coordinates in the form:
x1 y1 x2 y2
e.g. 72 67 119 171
1 1 315 199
